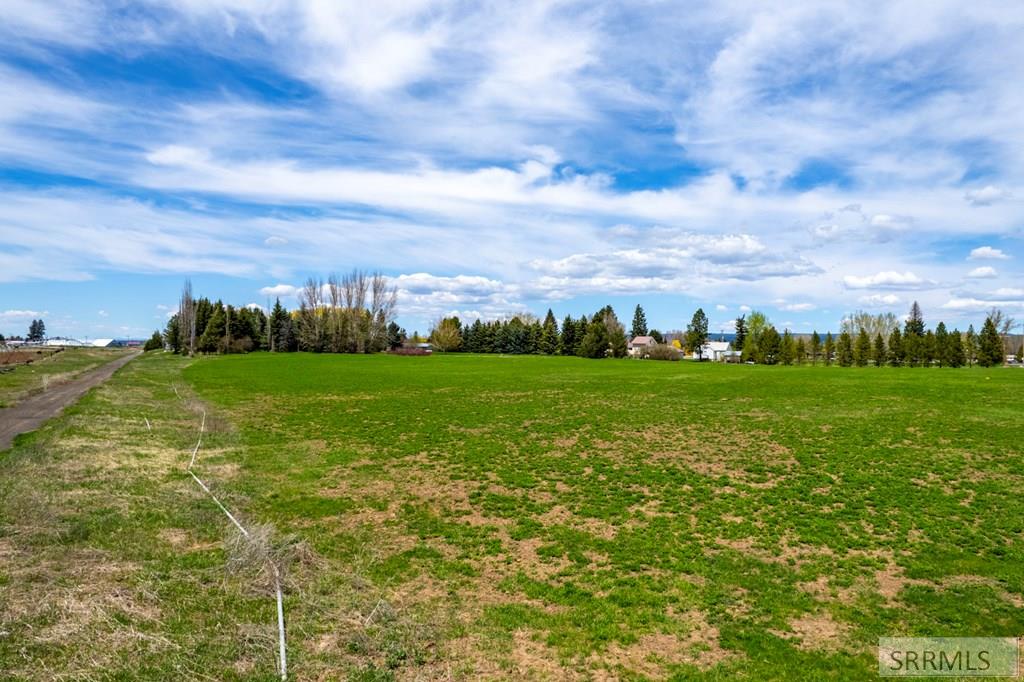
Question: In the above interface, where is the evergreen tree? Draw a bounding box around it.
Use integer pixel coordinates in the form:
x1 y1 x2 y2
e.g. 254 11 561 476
978 317 1004 366
27 319 46 342
559 315 577 355
578 318 610 358
631 304 648 339
760 326 781 364
198 302 226 353
887 327 903 366
809 331 821 365
779 330 796 365
734 315 747 351
143 330 164 351
823 332 835 366
386 320 405 350
934 322 949 367
922 330 937 366
904 301 925 337
649 329 664 344
540 309 559 355
872 333 886 367
964 325 977 366
795 337 807 364
947 328 966 367
854 328 871 366
686 308 710 359
164 314 182 353
837 331 854 366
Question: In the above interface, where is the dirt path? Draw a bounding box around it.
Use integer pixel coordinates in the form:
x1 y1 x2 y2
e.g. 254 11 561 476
0 351 140 451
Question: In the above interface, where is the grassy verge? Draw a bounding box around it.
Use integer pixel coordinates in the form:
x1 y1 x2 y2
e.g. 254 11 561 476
0 348 130 408
0 353 289 680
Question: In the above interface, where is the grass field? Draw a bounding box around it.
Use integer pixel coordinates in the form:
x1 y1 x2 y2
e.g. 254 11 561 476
1 352 1022 680
0 347 129 408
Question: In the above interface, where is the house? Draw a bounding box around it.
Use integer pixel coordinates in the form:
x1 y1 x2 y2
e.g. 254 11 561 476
692 340 732 361
628 335 656 357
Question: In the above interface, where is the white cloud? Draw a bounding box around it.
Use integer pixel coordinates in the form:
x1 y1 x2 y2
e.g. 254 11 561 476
715 304 728 311
0 309 46 320
98 309 109 317
259 284 299 298
965 186 1011 207
858 293 901 307
739 305 751 312
779 302 816 312
967 266 997 279
968 246 1010 260
842 271 931 290
264 236 288 246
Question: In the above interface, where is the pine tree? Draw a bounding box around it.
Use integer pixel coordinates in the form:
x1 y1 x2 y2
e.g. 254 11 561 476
540 309 559 355
734 315 747 352
631 305 648 339
978 317 1004 366
923 330 937 366
873 333 886 366
934 322 949 367
824 332 835 366
760 326 781 364
854 328 871 366
649 329 664 344
578 318 610 358
904 301 925 337
837 331 854 366
795 337 807 365
559 315 576 355
779 330 796 365
887 327 903 366
143 331 164 351
947 328 966 367
198 302 226 353
686 308 710 359
964 325 977 366
809 331 821 365
164 315 182 353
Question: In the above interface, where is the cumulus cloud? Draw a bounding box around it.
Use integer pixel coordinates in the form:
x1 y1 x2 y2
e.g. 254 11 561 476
259 284 300 298
967 266 997 279
842 271 932 290
968 246 1009 260
965 186 1011 207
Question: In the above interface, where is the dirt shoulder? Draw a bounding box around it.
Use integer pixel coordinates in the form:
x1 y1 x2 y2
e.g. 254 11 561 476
0 352 140 451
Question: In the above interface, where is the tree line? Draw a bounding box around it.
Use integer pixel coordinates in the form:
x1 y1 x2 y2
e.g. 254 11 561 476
163 273 398 355
156 278 1019 368
734 302 1011 367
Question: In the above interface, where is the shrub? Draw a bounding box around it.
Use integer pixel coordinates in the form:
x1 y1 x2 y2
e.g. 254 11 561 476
646 343 680 361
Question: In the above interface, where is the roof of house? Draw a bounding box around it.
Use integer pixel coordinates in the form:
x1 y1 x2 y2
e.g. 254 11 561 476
705 341 731 352
630 335 656 345
91 339 115 347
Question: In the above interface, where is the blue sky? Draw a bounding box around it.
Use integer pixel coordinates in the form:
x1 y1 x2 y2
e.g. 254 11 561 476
1 1 1022 340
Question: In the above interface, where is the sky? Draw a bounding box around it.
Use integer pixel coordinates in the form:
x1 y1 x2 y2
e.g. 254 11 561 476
0 1 1022 340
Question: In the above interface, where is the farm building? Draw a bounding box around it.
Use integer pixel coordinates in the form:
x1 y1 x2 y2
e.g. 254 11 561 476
91 339 116 348
44 338 88 347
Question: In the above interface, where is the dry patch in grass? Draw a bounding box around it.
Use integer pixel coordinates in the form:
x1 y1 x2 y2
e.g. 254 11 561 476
776 611 851 652
600 610 734 677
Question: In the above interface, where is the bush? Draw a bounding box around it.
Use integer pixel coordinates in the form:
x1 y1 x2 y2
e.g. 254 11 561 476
143 331 164 352
645 344 680 361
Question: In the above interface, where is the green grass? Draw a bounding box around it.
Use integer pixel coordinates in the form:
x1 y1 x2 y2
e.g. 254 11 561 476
2 352 1022 680
0 347 129 407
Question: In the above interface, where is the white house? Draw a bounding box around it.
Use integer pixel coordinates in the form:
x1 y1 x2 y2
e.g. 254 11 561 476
692 340 732 361
628 335 657 357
